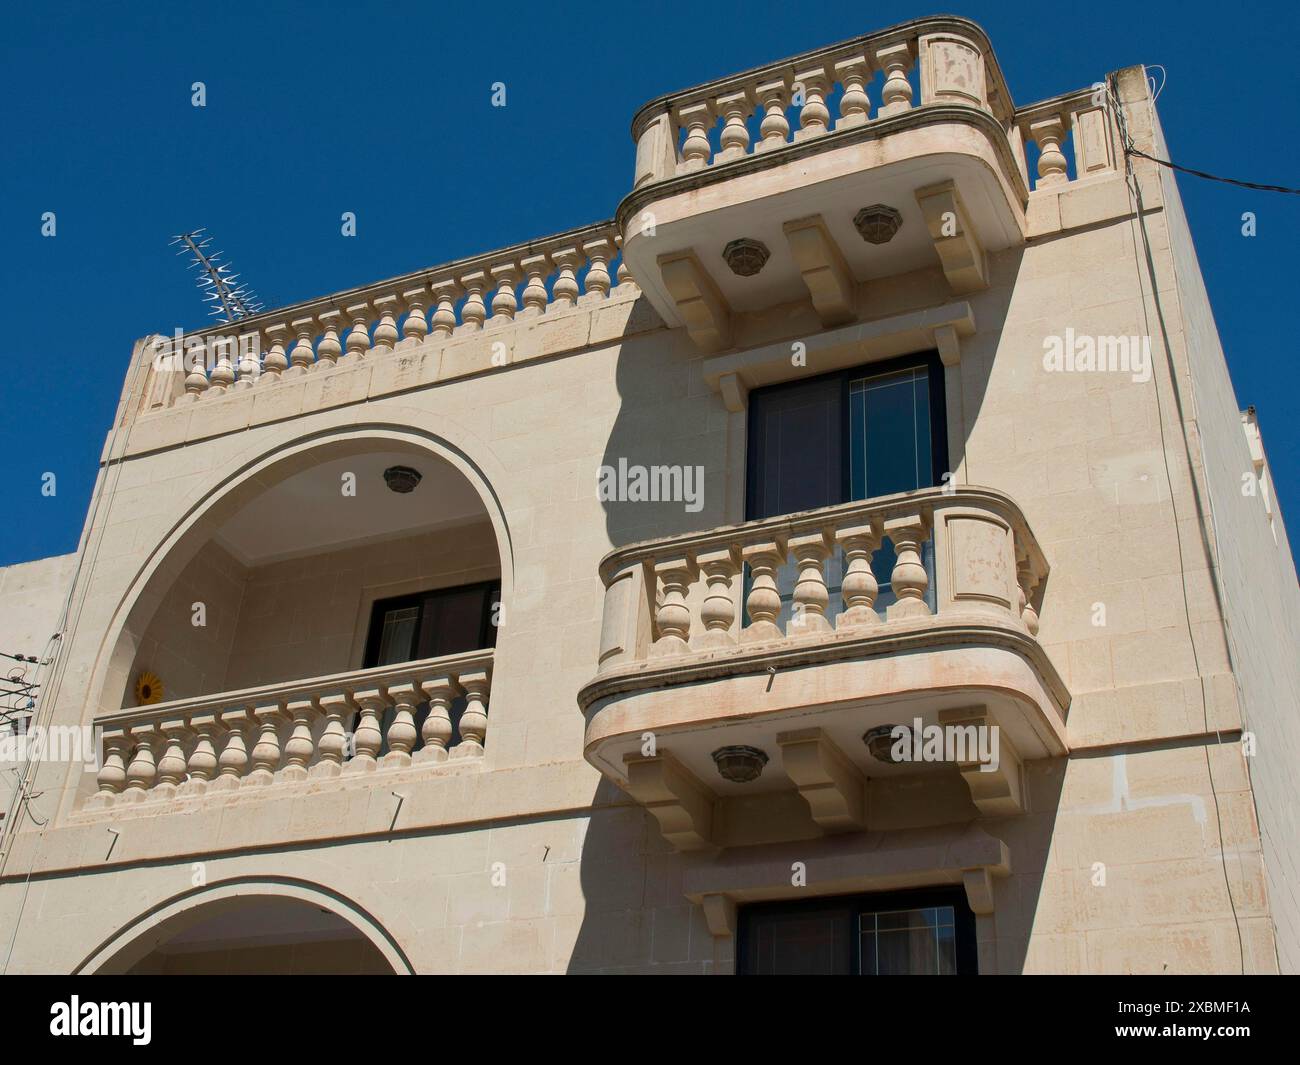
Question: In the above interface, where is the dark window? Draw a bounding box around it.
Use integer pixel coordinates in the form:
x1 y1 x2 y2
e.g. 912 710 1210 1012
744 354 947 623
363 581 500 669
737 888 977 975
359 581 500 753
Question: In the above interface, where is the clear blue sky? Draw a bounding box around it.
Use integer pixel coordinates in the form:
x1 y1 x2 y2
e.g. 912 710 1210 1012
1 1 1296 567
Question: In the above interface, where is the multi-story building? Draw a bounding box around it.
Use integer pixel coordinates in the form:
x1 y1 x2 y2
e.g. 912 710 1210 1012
1 14 1297 975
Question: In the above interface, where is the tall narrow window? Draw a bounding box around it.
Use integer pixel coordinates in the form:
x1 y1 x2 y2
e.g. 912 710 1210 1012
361 581 500 753
745 354 946 623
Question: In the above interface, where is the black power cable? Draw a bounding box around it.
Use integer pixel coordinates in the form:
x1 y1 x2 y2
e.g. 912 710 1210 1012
1125 145 1300 195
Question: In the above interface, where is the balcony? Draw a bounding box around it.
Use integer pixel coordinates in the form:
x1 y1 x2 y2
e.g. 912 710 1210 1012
618 15 1119 350
88 650 493 809
578 486 1069 850
76 432 508 819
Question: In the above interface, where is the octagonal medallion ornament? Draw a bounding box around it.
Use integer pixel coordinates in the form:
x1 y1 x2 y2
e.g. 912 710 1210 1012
722 238 771 277
853 204 903 244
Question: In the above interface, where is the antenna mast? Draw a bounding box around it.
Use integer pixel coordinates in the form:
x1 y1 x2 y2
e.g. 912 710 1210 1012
170 229 264 323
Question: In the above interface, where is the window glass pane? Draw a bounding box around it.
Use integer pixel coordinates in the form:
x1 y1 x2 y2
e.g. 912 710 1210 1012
748 375 842 520
742 908 852 975
416 586 493 659
849 367 933 499
858 906 957 975
374 606 418 666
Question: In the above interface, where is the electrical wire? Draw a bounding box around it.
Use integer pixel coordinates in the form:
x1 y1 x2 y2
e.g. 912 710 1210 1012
1124 146 1300 195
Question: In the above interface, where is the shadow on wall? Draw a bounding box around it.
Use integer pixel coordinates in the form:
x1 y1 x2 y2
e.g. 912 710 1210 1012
567 776 720 974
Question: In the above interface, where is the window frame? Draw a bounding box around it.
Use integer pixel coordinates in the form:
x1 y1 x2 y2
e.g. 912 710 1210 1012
736 886 979 975
744 350 949 522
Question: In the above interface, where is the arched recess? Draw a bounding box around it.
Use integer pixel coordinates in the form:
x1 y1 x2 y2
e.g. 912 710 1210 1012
88 423 514 720
75 875 415 974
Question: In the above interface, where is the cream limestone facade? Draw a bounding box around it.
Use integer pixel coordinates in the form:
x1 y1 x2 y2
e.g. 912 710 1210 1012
1 15 1297 974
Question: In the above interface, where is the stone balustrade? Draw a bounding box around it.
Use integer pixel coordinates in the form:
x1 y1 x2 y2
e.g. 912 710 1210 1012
594 486 1048 675
629 15 1113 194
87 649 493 809
156 220 630 405
1015 88 1120 189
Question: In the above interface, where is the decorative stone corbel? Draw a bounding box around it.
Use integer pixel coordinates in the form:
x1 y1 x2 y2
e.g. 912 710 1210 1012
699 893 737 938
657 251 733 352
939 706 1025 816
718 371 748 413
962 867 997 914
915 180 988 294
777 727 868 832
622 750 716 851
782 215 856 327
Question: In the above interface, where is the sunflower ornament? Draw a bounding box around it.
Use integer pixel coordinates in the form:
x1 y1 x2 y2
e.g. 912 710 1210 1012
135 670 163 706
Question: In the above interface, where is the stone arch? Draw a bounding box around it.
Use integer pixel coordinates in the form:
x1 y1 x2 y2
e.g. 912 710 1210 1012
75 875 414 974
88 422 513 719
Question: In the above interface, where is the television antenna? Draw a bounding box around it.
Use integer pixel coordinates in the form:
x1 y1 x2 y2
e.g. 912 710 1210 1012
170 229 264 323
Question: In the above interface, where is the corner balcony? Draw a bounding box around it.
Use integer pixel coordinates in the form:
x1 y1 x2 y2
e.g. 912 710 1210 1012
618 15 1119 350
578 487 1070 851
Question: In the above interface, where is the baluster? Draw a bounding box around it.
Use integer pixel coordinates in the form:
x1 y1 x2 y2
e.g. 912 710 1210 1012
1029 115 1069 187
122 725 158 802
429 281 461 337
382 683 419 767
245 704 285 786
183 336 210 399
235 332 261 387
875 42 914 116
836 524 881 628
788 531 832 634
582 239 612 301
372 295 400 353
520 254 550 316
154 720 190 798
835 55 872 127
209 335 237 392
793 66 831 139
345 690 385 773
614 234 635 288
312 693 350 777
212 708 252 791
262 323 289 378
741 539 788 642
343 302 373 361
1017 554 1041 635
92 728 128 806
180 713 221 795
459 272 488 331
453 670 490 757
415 676 456 763
282 698 320 781
489 263 519 322
885 513 931 619
693 547 740 649
551 248 581 308
755 77 791 151
677 102 714 170
716 89 753 161
288 316 316 374
649 556 697 657
316 310 343 366
401 284 430 346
